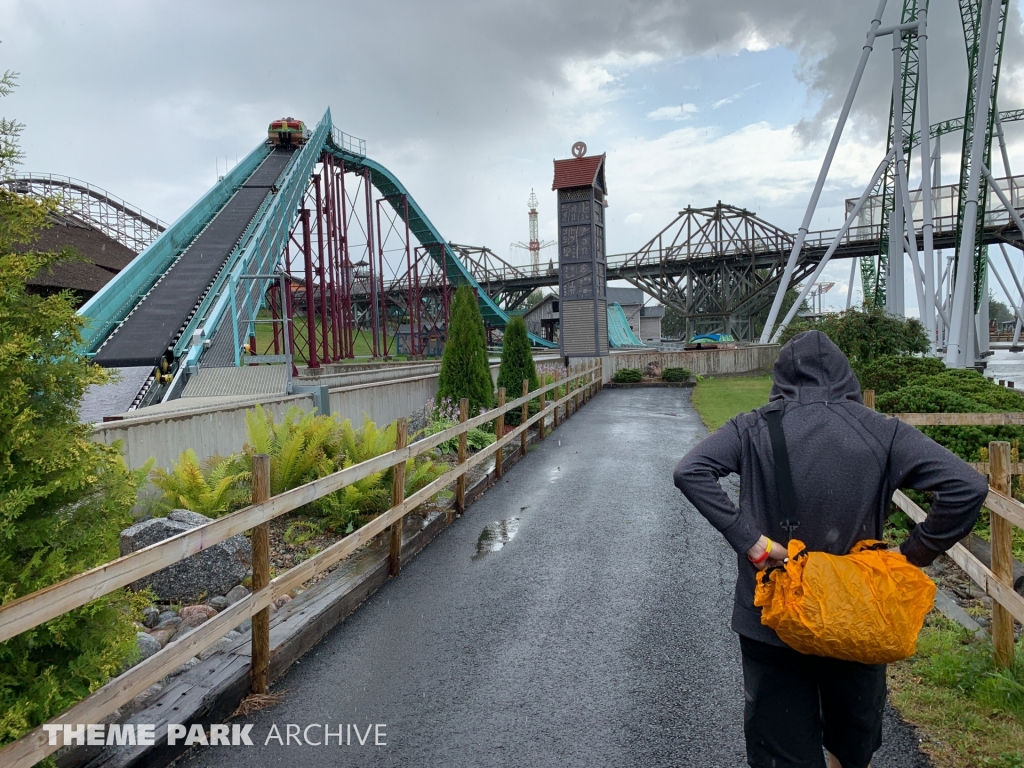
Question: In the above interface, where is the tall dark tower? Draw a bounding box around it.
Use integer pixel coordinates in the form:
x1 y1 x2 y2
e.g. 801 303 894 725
552 142 608 358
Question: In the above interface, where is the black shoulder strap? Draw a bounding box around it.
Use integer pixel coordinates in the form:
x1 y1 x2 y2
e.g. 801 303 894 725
765 408 799 541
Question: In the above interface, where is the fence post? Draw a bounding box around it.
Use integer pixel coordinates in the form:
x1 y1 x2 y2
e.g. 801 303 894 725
250 454 271 695
455 398 468 517
495 387 505 479
574 364 580 412
553 379 560 429
521 379 529 457
539 389 546 440
863 389 875 410
389 418 408 577
990 440 1015 669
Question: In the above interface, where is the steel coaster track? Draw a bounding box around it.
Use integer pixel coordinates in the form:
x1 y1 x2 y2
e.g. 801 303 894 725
78 108 554 387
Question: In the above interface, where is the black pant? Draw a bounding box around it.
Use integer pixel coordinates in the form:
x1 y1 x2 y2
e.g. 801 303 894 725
740 635 886 768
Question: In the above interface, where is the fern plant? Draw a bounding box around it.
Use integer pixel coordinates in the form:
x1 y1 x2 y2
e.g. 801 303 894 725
150 450 250 517
242 405 337 496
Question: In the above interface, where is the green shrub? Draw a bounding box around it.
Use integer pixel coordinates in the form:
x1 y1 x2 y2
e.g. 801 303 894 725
661 367 691 383
241 405 338 497
917 370 1024 411
867 361 1024 462
497 315 539 425
151 406 446 535
151 450 250 517
0 192 147 745
876 385 988 415
437 285 494 416
613 368 643 383
856 354 947 395
421 397 497 454
780 307 929 367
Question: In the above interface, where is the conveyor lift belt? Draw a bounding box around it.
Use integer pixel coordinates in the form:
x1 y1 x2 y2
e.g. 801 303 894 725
92 149 294 368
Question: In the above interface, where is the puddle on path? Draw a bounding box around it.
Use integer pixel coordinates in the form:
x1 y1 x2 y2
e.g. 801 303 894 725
548 466 561 483
473 518 521 560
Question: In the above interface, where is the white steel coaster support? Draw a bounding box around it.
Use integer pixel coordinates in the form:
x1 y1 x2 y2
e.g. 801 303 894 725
758 0 889 344
847 258 858 309
947 0 998 367
888 30 907 318
772 149 897 341
917 7 937 348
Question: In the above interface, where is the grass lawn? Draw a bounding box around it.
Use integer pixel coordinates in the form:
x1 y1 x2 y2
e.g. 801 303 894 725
888 614 1024 768
253 316 415 364
690 374 772 431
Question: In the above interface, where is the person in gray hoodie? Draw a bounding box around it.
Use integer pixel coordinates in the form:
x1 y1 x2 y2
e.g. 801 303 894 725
674 330 987 768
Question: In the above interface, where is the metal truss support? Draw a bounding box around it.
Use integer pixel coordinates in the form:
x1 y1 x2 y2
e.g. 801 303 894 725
450 243 536 310
375 194 415 358
274 153 359 369
863 0 923 309
0 174 167 253
759 0 889 343
947 0 1001 366
618 203 803 341
955 0 1009 312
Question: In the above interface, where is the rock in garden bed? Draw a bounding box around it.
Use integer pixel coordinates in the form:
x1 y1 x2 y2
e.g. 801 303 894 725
120 509 252 602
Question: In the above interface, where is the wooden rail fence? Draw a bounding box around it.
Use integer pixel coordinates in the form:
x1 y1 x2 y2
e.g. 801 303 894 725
0 361 603 768
863 389 1024 670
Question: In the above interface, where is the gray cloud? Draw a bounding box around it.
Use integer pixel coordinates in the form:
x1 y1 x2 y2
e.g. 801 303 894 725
2 0 1022 253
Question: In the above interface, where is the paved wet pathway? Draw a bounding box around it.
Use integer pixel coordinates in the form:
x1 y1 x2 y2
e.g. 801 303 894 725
177 388 929 768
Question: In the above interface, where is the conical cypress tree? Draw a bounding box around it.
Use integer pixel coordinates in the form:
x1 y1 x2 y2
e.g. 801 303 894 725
497 315 539 425
437 285 494 415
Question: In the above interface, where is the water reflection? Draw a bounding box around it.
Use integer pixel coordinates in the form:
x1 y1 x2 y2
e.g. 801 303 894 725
473 518 521 560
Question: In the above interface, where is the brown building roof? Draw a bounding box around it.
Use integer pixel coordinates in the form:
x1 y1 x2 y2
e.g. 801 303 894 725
552 154 606 191
16 215 138 304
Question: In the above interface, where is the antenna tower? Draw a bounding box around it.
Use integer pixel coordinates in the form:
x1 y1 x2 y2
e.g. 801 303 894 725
511 188 555 276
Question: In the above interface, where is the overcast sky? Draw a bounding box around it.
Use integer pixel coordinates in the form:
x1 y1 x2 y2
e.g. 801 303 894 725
4 0 1024 313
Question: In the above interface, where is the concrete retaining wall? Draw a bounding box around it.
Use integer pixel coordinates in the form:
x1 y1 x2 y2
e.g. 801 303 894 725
94 393 315 473
94 347 776 474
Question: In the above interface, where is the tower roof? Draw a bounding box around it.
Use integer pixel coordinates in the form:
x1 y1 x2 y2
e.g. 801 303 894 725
552 154 606 192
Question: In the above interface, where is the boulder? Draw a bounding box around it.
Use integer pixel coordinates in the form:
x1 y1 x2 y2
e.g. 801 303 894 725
225 585 250 605
148 628 177 648
120 510 252 602
142 606 160 628
136 632 162 660
154 616 181 631
167 656 202 679
180 604 218 622
207 595 230 612
179 613 210 632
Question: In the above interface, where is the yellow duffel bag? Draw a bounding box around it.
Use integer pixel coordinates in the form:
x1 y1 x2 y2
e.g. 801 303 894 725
753 538 936 664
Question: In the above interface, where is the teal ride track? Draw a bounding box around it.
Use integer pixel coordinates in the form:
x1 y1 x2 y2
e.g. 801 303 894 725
607 302 645 348
77 108 556 379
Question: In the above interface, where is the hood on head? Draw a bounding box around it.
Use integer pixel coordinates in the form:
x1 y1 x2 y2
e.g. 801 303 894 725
769 330 861 404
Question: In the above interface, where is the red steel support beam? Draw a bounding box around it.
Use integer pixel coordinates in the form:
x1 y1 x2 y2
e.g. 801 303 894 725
301 207 319 369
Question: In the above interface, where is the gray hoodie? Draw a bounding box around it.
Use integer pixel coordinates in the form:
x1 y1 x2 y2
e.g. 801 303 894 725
673 330 988 647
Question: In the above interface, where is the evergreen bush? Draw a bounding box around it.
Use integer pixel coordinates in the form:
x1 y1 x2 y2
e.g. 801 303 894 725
865 355 1024 462
661 367 692 382
780 308 929 368
613 368 643 383
496 316 539 426
856 355 947 394
437 285 494 416
0 192 147 745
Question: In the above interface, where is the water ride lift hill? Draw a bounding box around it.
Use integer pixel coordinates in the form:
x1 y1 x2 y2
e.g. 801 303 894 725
73 110 559 414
